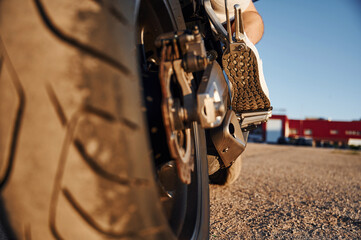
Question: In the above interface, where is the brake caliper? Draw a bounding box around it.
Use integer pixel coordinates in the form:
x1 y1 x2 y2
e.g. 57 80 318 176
156 27 229 183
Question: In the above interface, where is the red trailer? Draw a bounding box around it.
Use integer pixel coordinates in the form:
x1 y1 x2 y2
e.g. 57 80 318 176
261 115 361 147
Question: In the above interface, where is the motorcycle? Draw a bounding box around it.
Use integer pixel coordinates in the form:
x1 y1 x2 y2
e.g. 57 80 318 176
0 0 271 239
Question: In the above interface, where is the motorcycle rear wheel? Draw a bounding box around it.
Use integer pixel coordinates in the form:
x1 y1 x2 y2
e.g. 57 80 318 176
0 0 209 239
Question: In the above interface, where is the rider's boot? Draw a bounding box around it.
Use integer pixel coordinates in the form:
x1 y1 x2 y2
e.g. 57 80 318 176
208 3 272 185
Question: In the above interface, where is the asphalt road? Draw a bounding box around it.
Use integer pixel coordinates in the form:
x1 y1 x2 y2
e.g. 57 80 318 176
209 143 361 239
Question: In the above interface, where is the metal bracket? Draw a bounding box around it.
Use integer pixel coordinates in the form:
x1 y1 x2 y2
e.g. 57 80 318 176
210 110 247 167
197 61 228 128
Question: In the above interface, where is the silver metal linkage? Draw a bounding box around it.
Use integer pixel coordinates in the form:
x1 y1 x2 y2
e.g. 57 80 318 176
225 0 233 44
234 4 242 41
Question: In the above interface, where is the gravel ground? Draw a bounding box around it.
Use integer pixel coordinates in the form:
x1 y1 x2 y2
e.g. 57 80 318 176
209 143 361 239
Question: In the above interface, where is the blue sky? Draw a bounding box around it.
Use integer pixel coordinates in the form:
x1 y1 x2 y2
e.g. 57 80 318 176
255 0 361 121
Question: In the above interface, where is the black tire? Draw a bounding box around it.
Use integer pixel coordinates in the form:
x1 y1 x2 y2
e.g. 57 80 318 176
0 0 209 239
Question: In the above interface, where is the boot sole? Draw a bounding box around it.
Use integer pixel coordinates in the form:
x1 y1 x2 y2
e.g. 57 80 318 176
222 44 271 113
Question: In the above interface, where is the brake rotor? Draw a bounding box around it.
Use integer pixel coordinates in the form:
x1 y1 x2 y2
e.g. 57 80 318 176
159 46 194 184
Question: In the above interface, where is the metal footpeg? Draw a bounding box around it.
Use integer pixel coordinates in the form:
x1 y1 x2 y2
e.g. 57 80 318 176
238 109 272 129
210 110 247 168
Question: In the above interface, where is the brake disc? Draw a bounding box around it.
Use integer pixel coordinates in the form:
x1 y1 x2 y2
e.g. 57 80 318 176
159 46 194 184
157 27 230 184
